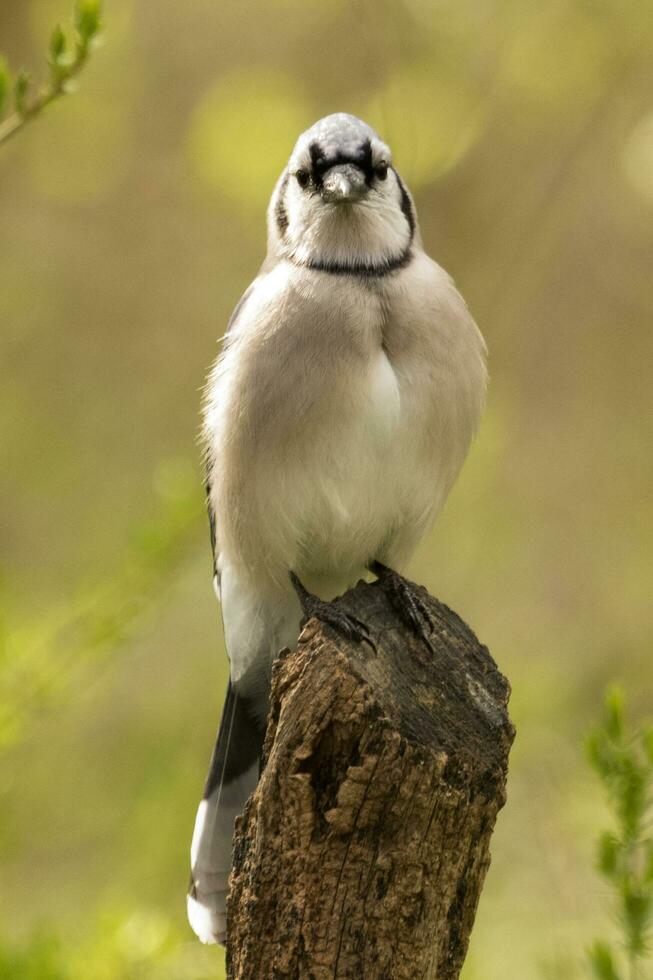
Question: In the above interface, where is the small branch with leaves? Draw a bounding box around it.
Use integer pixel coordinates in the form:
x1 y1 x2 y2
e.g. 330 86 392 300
0 0 101 148
586 686 653 980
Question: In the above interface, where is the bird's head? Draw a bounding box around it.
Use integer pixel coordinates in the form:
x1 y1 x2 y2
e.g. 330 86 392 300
268 113 417 275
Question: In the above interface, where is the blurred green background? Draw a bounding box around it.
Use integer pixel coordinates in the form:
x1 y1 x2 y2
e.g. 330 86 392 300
1 0 652 977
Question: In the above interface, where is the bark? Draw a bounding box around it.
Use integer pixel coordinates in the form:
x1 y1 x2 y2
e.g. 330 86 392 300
227 576 514 979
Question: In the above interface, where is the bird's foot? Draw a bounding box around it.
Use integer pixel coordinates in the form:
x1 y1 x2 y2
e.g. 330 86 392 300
370 561 435 652
290 572 374 650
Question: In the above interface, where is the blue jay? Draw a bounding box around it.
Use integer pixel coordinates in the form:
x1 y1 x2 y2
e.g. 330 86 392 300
187 113 487 945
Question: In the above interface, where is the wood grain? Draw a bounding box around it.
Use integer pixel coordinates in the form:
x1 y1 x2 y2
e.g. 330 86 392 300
227 577 514 979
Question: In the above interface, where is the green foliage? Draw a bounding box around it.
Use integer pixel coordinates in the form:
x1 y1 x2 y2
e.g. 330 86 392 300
75 1 102 50
0 458 203 752
588 942 620 980
0 57 8 117
0 907 225 980
49 25 68 83
586 687 653 980
1 0 652 977
0 1 102 147
13 70 31 117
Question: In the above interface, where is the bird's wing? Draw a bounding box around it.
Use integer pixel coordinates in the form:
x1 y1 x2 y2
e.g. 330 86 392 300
202 279 260 586
190 274 295 945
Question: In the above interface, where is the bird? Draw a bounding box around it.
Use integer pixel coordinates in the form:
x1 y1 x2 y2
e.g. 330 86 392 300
187 112 487 946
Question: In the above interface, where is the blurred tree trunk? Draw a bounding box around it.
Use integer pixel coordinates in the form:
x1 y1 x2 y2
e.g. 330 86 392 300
227 578 514 979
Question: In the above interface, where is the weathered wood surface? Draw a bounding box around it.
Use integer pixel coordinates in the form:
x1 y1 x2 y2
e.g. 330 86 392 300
227 577 514 979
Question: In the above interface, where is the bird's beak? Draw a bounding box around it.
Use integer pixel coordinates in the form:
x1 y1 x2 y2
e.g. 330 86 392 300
321 164 366 203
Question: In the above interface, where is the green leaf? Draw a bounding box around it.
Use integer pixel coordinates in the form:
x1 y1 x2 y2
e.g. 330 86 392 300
0 57 9 118
642 726 653 767
586 730 616 780
13 70 30 117
618 755 647 840
75 1 101 44
50 24 67 63
48 25 69 86
604 684 625 741
587 686 653 980
588 941 621 980
621 888 652 955
597 831 620 880
644 845 653 886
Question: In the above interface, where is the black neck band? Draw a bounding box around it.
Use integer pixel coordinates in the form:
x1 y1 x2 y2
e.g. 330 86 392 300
291 246 413 279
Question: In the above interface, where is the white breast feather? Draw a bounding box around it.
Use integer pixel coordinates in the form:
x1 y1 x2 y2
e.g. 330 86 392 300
204 253 486 598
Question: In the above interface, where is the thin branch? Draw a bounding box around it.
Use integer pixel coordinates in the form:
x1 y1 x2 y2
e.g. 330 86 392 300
0 1 101 149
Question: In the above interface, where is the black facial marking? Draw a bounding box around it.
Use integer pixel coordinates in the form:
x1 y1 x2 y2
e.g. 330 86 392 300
307 137 377 189
359 138 374 184
309 140 324 167
309 140 325 187
275 171 289 236
393 168 416 238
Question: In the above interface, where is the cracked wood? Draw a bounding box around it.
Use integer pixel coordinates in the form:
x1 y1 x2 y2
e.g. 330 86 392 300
227 577 514 979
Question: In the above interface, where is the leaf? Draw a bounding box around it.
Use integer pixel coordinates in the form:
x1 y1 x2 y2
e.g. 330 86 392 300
604 684 625 741
597 831 620 880
13 70 30 117
642 726 653 768
588 941 621 980
0 57 9 118
50 24 67 63
645 840 653 884
586 730 614 779
48 25 70 87
617 755 647 840
588 686 653 980
75 1 101 45
621 888 652 955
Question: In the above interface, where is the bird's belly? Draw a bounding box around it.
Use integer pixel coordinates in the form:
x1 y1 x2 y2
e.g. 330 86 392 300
286 350 436 592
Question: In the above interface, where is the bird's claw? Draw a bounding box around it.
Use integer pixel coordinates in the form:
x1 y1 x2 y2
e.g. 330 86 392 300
370 561 435 652
290 572 375 651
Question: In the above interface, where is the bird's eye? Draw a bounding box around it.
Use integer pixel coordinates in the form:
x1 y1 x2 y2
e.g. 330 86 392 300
375 162 389 181
295 170 310 188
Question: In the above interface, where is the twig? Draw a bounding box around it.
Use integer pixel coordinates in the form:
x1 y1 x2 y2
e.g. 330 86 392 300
0 1 101 149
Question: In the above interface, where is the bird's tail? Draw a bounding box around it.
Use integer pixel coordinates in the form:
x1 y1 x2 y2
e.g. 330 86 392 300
187 681 263 945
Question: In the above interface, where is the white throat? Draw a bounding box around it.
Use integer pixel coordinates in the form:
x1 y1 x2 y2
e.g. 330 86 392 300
289 195 411 269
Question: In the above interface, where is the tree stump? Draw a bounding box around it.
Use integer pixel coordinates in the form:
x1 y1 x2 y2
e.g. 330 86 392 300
227 577 514 979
